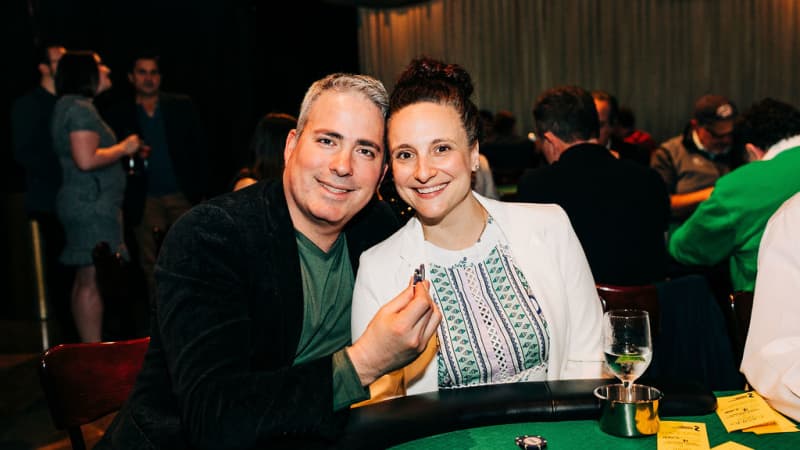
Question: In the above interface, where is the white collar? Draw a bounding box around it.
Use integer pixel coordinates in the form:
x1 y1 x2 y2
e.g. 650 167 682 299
692 129 707 151
692 129 732 158
764 134 800 161
398 193 513 264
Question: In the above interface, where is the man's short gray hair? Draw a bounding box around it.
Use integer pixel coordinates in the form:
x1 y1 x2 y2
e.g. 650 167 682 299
295 73 389 138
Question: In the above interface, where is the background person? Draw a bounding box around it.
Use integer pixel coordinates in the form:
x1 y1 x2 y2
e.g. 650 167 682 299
651 94 741 224
479 109 541 189
668 98 800 292
517 86 670 286
592 90 650 166
614 105 657 154
51 50 144 342
102 52 209 306
11 44 76 339
741 192 800 422
231 112 297 191
12 45 67 227
472 153 499 199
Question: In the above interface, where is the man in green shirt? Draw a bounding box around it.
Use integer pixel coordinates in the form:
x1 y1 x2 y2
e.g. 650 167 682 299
669 98 800 291
98 73 442 449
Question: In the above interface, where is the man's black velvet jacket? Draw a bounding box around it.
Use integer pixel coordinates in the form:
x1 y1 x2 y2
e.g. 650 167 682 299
97 179 399 450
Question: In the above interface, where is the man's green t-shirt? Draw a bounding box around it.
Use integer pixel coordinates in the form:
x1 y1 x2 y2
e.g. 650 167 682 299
293 231 369 410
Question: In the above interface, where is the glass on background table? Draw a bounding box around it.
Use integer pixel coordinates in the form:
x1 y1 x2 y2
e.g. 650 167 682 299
390 391 800 450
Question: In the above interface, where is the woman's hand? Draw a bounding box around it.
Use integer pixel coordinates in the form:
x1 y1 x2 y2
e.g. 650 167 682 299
69 131 145 170
120 134 142 156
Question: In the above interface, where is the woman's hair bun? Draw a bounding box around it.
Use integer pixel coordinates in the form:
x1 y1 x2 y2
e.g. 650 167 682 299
397 56 474 98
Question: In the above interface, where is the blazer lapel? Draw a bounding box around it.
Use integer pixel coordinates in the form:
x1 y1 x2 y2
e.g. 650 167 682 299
262 182 304 362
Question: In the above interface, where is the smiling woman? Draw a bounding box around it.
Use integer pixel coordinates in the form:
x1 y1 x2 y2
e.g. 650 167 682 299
351 57 608 402
389 101 480 243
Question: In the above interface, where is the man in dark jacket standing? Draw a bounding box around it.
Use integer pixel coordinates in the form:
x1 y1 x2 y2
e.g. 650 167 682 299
102 53 209 305
517 86 670 285
11 44 75 337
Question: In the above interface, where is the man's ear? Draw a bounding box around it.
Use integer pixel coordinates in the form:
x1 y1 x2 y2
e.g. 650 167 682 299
127 73 135 84
543 131 565 149
284 129 298 164
541 131 562 163
38 63 49 77
745 143 765 162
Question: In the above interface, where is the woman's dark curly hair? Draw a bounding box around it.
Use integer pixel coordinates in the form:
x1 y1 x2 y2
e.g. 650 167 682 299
389 57 481 146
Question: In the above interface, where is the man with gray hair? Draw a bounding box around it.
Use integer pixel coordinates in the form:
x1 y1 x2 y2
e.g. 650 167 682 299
97 73 441 449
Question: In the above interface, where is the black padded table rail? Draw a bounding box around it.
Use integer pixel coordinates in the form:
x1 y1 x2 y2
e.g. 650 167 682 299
339 378 716 449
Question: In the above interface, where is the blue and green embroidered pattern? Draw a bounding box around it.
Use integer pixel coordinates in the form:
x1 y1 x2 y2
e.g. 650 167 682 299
428 232 550 389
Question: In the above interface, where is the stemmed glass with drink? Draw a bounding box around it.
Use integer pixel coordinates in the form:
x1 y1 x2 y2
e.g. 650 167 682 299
603 309 652 399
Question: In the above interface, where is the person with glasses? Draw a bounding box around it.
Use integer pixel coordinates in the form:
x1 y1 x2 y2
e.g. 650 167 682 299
651 94 743 226
668 98 800 292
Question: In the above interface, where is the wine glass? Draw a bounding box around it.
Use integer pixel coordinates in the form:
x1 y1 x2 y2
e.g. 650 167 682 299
124 143 151 175
603 309 652 397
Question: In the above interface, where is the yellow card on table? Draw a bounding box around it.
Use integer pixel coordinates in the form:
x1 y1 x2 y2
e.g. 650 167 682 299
742 407 799 434
716 391 776 432
711 441 753 450
657 421 710 450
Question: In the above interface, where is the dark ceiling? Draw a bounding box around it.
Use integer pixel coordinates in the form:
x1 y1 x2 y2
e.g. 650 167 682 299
323 0 430 6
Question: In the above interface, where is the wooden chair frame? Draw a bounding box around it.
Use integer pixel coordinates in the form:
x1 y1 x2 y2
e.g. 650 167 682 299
596 283 661 337
39 337 150 450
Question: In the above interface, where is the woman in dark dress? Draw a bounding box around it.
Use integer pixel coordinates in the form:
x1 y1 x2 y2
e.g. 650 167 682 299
51 51 144 342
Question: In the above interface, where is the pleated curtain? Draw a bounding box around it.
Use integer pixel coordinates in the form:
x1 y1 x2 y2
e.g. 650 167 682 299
358 0 800 144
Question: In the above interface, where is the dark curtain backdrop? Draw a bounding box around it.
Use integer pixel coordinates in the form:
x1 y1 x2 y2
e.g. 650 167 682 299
357 0 800 144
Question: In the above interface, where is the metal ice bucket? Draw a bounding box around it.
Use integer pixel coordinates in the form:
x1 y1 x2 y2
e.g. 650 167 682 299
593 383 663 437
